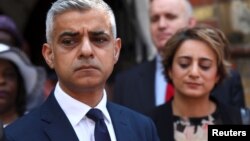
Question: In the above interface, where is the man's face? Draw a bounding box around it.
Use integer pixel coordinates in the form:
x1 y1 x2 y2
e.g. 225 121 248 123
150 0 192 54
42 9 121 95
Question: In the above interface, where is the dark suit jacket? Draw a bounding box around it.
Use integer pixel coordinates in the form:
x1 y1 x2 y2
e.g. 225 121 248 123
0 121 5 141
4 93 159 141
113 58 245 115
211 68 245 107
150 98 242 141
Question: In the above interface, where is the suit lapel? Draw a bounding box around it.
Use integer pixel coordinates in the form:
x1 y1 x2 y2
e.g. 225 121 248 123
40 93 79 141
107 102 133 141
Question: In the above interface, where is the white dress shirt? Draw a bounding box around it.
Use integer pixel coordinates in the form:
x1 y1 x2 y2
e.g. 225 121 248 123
54 83 117 141
155 55 167 106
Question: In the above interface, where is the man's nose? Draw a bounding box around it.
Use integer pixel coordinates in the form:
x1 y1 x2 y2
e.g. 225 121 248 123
80 38 93 57
158 17 168 28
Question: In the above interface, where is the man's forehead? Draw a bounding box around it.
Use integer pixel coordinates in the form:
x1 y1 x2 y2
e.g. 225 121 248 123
53 11 112 34
58 28 111 38
150 0 187 13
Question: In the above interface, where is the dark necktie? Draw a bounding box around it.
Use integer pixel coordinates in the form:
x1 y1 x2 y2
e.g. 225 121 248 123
165 83 174 102
86 108 111 141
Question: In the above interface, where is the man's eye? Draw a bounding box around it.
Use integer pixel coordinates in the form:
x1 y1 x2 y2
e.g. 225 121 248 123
150 16 159 23
166 14 177 20
91 37 109 46
94 37 106 42
61 38 76 46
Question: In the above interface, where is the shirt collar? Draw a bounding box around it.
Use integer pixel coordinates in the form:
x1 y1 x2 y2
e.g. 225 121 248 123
156 54 164 71
54 82 111 126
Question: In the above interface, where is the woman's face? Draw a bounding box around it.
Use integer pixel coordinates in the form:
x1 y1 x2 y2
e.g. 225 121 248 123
0 59 18 114
169 39 219 98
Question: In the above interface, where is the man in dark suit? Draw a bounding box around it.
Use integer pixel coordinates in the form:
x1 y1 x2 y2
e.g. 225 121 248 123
113 0 245 116
4 0 159 141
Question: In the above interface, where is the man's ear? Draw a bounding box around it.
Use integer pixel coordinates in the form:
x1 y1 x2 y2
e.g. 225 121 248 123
42 43 54 69
113 38 121 63
188 17 197 28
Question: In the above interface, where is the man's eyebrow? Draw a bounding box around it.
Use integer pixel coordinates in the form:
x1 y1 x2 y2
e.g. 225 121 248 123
59 31 79 38
89 30 109 36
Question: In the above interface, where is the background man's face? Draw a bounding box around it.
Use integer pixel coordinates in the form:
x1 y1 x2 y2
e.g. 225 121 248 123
150 0 190 54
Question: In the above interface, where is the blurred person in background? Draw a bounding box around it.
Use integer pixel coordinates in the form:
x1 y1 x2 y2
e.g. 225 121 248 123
0 15 46 111
0 44 45 127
